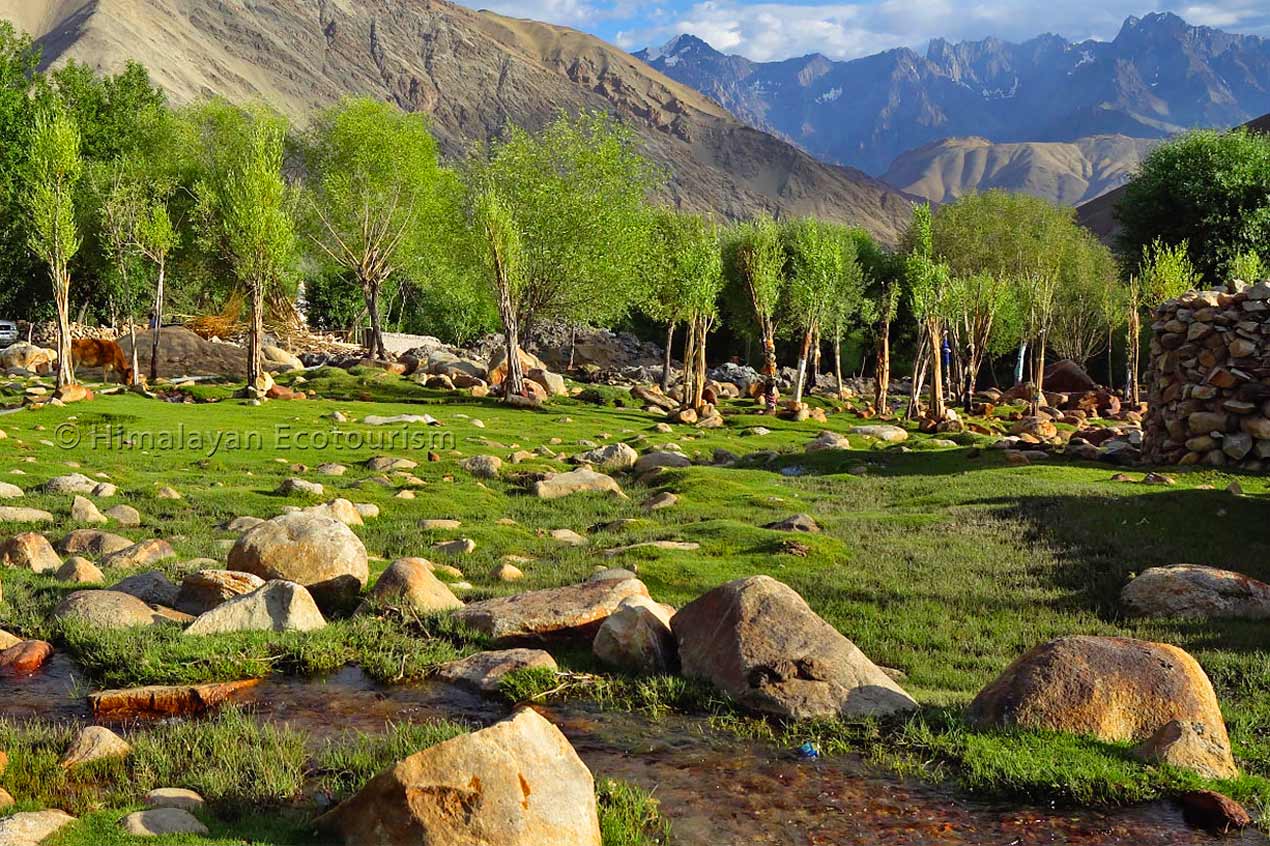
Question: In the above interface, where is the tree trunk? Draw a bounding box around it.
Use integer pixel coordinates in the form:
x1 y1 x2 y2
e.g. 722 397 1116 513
1106 327 1115 392
1014 341 1028 387
364 278 388 361
761 329 778 413
54 267 73 387
502 319 524 400
247 282 265 396
693 316 708 410
129 319 139 387
685 320 695 406
148 260 166 383
833 333 845 400
661 322 675 393
567 324 578 371
928 322 946 420
811 328 821 383
875 319 891 412
794 327 813 404
1031 332 1047 414
908 331 929 421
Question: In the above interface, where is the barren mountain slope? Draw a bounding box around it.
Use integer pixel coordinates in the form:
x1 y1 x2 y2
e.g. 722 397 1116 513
0 0 913 242
1077 113 1270 243
882 135 1158 205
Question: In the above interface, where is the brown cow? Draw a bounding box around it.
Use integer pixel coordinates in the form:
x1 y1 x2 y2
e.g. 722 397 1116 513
71 339 134 385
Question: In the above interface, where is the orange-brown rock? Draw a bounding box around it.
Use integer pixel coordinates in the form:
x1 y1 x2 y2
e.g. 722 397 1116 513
0 640 54 674
89 679 261 719
316 708 600 846
454 578 648 643
1181 790 1251 833
968 636 1233 773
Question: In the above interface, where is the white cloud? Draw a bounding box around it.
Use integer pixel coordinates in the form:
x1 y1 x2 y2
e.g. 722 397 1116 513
468 0 1270 60
641 1 1268 61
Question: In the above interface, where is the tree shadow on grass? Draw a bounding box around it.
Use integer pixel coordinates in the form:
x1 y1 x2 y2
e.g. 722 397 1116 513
969 488 1270 644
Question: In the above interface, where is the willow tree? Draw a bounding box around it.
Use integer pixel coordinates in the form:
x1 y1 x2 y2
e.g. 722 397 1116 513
644 209 723 402
1051 232 1121 369
190 100 296 396
825 230 870 399
304 98 453 360
25 101 83 387
723 216 785 411
462 111 660 400
1126 239 1198 403
782 218 843 404
904 203 951 420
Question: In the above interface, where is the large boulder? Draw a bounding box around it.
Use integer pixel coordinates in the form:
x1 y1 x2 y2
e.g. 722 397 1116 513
52 590 166 629
0 341 57 372
184 580 327 635
1121 565 1270 620
672 576 917 720
102 539 176 569
487 347 549 386
111 571 180 607
61 725 131 768
435 649 558 694
316 708 601 846
175 570 266 616
632 451 691 474
531 469 626 500
59 529 134 557
1044 358 1098 393
573 442 638 472
1 532 61 573
967 636 1234 776
0 811 76 845
228 512 368 612
455 578 649 644
592 596 677 675
41 473 98 495
0 506 54 524
849 425 908 444
364 558 462 614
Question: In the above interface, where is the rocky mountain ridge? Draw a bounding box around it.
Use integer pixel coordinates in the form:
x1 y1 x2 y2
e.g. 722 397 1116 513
0 0 914 242
636 13 1270 179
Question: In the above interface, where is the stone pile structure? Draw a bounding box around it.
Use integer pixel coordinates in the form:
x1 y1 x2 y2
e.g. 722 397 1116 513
1144 283 1270 469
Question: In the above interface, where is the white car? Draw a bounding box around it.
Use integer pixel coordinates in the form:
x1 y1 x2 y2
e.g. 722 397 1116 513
0 321 17 346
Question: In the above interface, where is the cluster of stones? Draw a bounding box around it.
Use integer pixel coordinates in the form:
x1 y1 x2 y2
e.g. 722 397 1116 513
1144 283 1270 468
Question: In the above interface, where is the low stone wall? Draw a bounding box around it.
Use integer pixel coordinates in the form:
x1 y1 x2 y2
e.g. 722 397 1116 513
1144 284 1270 469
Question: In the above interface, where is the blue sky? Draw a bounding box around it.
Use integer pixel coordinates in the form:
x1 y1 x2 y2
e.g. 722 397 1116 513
466 1 1270 60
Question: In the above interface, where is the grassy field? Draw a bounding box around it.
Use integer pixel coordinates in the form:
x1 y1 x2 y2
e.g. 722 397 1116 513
3 365 1270 841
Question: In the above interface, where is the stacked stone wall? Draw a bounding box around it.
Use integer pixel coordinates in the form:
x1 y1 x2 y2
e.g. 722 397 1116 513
1144 284 1270 469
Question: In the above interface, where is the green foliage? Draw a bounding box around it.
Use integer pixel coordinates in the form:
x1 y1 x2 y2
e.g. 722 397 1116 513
781 217 844 336
642 208 723 326
1116 128 1270 283
1228 249 1265 285
25 100 83 273
463 111 663 332
904 202 950 322
303 97 459 349
1137 238 1199 308
722 215 785 346
189 100 296 297
1050 230 1122 365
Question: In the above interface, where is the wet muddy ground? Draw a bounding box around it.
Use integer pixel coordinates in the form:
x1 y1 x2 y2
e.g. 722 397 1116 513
3 661 1263 845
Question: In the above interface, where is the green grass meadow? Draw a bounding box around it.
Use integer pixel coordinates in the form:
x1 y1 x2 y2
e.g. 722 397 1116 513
2 366 1270 841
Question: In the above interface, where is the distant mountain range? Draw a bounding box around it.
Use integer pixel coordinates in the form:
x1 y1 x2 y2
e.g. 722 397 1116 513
636 13 1270 203
0 0 915 243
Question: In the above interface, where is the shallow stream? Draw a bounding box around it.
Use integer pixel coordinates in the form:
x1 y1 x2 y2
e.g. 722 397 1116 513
4 659 1265 845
